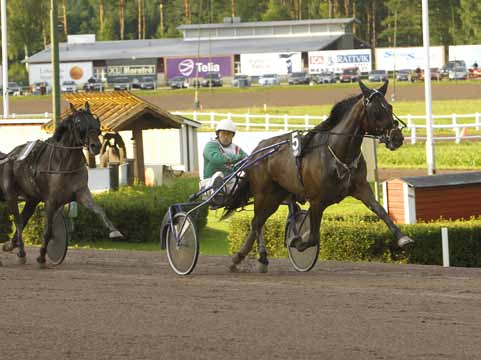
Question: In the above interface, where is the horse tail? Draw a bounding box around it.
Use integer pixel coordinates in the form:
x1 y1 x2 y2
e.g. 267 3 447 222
221 176 252 220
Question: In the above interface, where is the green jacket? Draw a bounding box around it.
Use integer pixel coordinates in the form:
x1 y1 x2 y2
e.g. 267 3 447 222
203 139 247 178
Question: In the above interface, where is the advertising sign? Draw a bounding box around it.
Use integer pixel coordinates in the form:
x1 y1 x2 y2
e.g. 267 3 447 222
449 45 481 68
308 49 372 73
240 52 303 76
375 46 444 71
165 56 233 79
28 62 93 85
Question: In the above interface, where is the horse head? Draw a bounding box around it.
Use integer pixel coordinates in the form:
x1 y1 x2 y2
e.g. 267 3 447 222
358 80 404 151
65 102 102 155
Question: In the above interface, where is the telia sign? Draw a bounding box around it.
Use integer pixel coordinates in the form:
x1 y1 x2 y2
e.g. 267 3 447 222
166 56 233 79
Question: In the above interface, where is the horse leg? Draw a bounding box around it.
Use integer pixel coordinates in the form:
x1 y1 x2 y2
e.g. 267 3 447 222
75 187 123 238
291 203 325 252
230 188 285 273
36 202 59 267
4 199 39 252
352 181 414 248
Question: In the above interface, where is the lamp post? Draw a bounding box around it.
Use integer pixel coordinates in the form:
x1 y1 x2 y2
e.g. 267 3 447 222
51 0 61 128
422 0 435 175
1 0 9 118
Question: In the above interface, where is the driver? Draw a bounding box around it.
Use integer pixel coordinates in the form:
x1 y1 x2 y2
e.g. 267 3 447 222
201 119 247 206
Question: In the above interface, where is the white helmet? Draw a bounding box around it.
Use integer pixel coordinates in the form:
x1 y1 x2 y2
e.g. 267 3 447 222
215 119 236 134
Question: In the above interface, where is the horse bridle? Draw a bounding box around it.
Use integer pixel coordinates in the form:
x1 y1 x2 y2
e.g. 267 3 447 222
40 111 101 174
362 89 406 147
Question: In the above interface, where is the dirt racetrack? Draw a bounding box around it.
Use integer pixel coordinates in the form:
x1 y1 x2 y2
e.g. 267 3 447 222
1 248 481 360
3 82 481 114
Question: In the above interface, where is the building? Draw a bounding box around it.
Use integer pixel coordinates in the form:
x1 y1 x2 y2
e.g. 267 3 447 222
25 17 370 86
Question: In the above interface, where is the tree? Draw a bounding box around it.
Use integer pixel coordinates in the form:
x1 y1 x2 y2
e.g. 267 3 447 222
262 0 290 21
458 0 481 43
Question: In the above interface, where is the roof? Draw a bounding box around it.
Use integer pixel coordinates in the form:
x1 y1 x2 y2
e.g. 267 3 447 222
42 91 188 133
400 172 481 188
26 34 345 64
178 18 359 30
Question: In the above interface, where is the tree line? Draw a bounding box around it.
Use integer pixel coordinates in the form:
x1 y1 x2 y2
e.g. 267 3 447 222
3 0 481 82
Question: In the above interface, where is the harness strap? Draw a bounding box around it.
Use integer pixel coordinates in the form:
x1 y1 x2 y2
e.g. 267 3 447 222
327 144 362 185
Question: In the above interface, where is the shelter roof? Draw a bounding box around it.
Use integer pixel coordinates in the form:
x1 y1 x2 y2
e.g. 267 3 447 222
26 34 347 64
43 91 187 133
399 172 481 188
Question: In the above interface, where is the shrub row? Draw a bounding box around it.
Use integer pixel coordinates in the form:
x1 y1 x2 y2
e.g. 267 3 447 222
4 176 207 245
228 209 481 267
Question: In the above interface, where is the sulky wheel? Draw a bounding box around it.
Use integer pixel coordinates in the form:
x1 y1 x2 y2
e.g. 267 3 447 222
285 210 319 272
46 209 69 266
166 212 199 276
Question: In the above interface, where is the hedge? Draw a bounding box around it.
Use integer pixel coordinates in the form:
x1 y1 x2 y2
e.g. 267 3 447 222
2 176 207 245
228 209 481 267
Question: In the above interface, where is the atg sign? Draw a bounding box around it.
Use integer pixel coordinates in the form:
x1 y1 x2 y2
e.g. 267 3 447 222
165 56 233 79
308 49 372 73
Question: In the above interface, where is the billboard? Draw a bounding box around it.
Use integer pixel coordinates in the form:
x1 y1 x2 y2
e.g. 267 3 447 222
375 46 444 71
449 45 481 68
165 56 233 79
29 62 93 85
308 49 372 73
240 52 303 76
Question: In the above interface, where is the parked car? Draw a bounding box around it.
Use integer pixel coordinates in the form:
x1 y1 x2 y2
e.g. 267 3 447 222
258 74 280 86
4 82 24 95
231 74 251 87
169 76 189 89
61 80 77 93
201 72 223 87
368 70 388 82
449 65 468 80
440 60 466 79
110 76 132 91
288 72 310 85
31 81 51 95
312 72 337 84
83 77 104 92
396 69 413 82
339 67 360 83
132 76 156 90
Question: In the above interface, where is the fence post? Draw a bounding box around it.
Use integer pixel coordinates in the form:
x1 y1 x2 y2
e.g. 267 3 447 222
304 114 309 130
406 115 415 144
284 114 288 132
265 113 270 131
246 113 250 131
453 113 460 144
476 112 480 131
210 112 215 129
442 227 450 267
192 111 198 123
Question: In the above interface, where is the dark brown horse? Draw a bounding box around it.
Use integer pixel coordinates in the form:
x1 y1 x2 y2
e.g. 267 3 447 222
224 80 413 273
0 102 122 266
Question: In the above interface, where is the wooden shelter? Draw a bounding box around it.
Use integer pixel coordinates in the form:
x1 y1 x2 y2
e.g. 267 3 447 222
43 91 194 183
382 172 481 224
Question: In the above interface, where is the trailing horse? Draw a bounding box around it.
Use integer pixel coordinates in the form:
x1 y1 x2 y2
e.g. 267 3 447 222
0 102 123 266
223 80 413 273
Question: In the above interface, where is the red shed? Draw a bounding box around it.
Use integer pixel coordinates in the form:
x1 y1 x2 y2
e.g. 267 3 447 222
382 172 481 224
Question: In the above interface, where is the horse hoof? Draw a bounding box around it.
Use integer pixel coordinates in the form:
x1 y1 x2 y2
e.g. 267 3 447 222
36 261 47 270
398 236 414 248
3 242 14 252
17 256 27 265
229 264 239 273
109 230 123 239
257 262 268 273
289 236 302 249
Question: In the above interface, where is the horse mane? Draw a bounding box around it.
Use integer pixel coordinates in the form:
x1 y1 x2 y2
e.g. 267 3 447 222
51 111 80 144
300 94 362 153
316 94 363 132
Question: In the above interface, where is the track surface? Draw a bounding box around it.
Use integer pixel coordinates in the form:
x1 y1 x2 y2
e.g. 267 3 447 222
1 248 481 359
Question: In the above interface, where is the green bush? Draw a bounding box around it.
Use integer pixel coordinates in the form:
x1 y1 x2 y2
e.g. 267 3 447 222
21 177 208 245
0 202 12 243
228 210 481 267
